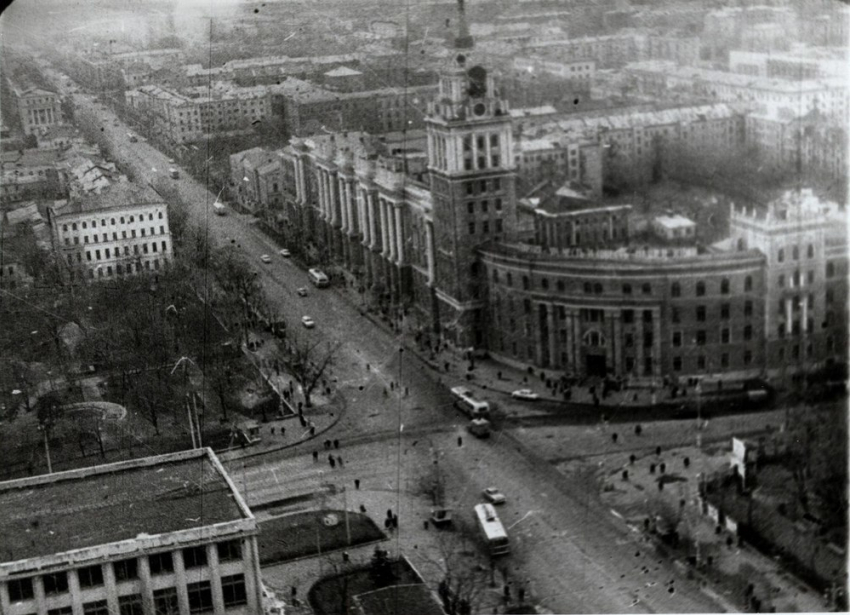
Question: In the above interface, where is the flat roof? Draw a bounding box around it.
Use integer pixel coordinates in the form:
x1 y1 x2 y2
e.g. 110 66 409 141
655 214 695 228
0 449 248 565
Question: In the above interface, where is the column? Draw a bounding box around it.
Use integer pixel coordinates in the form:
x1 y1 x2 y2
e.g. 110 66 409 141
0 584 11 615
316 170 326 218
369 192 378 250
208 544 225 615
394 206 404 264
357 188 366 241
613 312 623 375
653 307 662 378
573 310 582 374
380 199 390 257
32 576 48 615
565 309 575 373
104 561 120 615
138 553 155 615
294 159 303 201
346 181 356 234
297 159 307 205
338 178 347 231
68 569 84 615
785 298 793 334
635 315 644 376
174 550 191 615
386 201 397 262
547 304 557 368
243 537 263 615
330 173 339 227
425 220 435 286
802 300 808 333
604 311 614 372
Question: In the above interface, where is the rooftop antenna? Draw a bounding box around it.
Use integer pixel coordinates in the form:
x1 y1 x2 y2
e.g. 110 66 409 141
454 0 474 50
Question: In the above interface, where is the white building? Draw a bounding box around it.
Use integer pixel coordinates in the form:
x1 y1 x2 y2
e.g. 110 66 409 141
48 183 173 282
652 214 696 240
0 448 263 615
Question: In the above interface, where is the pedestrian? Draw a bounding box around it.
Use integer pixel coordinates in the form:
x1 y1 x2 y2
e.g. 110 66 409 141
384 517 391 531
312 450 318 462
457 436 463 447
291 586 297 599
328 454 335 467
271 427 275 435
503 584 511 604
334 439 339 449
355 478 360 489
280 426 285 436
360 504 366 513
310 426 316 436
337 455 343 467
518 587 526 603
392 514 398 528
387 508 393 519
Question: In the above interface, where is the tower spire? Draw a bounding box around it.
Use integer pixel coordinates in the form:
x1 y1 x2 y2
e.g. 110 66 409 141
454 0 474 49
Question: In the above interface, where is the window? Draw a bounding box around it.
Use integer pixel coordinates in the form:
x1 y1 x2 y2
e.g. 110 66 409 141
467 202 474 214
495 198 502 211
8 577 34 602
672 331 682 347
506 273 512 286
744 350 753 365
119 595 143 615
778 274 785 288
792 245 799 260
468 222 475 235
594 282 603 294
745 276 753 291
624 333 634 347
744 325 753 341
778 248 784 262
673 356 682 371
481 200 488 213
721 328 730 343
221 574 248 607
697 355 706 370
584 282 592 294
807 244 814 258
696 281 705 296
522 276 530 290
83 601 108 615
622 283 632 295
642 283 651 295
672 308 680 324
217 539 242 562
153 588 178 615
149 552 174 575
744 300 753 317
48 608 73 615
696 330 706 345
827 262 835 277
807 270 814 285
43 572 68 595
187 581 213 614
622 309 634 324
78 565 103 588
183 546 208 569
721 278 730 294
495 219 503 233
556 280 564 292
643 331 653 348
721 353 729 368
466 183 474 195
720 304 730 320
696 306 706 322
114 558 138 582
671 282 680 297
541 278 549 290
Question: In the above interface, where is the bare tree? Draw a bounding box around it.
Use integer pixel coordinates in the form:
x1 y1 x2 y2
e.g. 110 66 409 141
288 337 340 408
420 523 490 615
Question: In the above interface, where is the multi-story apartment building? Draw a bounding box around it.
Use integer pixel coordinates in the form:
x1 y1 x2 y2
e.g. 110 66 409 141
511 56 595 84
625 61 848 121
526 33 640 68
229 147 284 214
0 448 263 615
729 47 849 81
269 12 848 382
10 86 63 136
269 78 436 138
47 183 173 282
703 6 798 62
636 32 700 66
0 148 65 205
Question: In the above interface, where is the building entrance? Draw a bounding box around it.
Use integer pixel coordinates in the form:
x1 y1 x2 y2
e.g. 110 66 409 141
586 354 607 377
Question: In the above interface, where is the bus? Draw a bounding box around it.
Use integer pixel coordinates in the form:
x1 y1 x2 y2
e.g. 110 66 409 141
213 201 226 215
169 168 180 179
450 386 490 419
308 268 329 288
474 503 510 556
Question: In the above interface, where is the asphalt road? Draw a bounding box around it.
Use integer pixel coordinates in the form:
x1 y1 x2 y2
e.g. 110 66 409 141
66 82 724 613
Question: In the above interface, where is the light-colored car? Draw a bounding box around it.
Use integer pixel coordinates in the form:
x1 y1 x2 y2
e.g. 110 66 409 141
301 316 315 329
279 248 291 257
511 388 540 401
260 254 272 264
482 487 506 505
296 287 308 297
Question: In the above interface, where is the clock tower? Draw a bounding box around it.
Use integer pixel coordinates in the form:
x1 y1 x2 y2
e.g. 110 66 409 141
424 0 517 348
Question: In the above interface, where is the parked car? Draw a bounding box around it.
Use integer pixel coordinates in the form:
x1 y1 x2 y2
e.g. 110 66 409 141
301 316 315 329
297 287 308 297
260 254 272 264
482 487 506 505
279 248 291 257
511 389 540 401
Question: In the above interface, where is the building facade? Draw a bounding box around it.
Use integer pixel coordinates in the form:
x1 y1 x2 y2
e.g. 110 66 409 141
11 87 64 136
0 448 262 615
48 185 173 282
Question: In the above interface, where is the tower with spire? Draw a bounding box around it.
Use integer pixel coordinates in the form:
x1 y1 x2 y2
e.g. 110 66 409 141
423 0 517 348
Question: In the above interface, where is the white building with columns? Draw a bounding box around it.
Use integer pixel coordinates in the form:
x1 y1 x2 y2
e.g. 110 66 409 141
0 448 263 615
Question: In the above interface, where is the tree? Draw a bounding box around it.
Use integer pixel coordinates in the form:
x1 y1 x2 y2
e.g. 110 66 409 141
368 548 396 589
288 337 340 408
421 522 490 615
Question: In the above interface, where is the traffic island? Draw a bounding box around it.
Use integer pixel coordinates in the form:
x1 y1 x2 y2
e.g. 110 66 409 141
258 510 386 566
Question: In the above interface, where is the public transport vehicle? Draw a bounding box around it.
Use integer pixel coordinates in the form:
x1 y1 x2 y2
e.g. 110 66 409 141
169 168 179 179
474 503 510 556
308 268 329 288
214 201 226 215
467 417 491 438
450 386 490 419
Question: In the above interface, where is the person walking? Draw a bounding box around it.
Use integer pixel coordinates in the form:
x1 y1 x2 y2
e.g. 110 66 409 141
337 455 343 467
312 450 318 462
334 439 340 449
355 478 360 489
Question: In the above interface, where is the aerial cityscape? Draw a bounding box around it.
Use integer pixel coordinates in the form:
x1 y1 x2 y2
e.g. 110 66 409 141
0 0 847 613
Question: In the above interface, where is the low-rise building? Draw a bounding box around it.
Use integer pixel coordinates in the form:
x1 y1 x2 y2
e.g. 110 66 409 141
47 183 173 282
652 214 696 240
10 86 63 136
0 448 262 615
0 149 66 205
